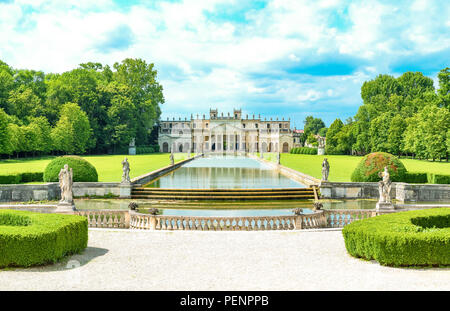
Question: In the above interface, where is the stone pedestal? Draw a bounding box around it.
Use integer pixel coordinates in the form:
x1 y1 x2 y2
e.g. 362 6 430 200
55 202 76 213
119 182 132 199
376 202 395 211
129 147 136 155
318 147 325 155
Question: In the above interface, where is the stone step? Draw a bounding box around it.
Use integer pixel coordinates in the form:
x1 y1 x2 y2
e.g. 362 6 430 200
132 187 313 192
131 190 314 196
130 194 315 200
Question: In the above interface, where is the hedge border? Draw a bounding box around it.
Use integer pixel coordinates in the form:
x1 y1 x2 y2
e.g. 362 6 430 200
342 208 450 267
0 210 88 268
0 172 43 184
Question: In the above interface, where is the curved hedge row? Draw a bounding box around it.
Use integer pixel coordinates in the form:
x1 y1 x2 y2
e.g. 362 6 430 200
0 210 88 268
43 155 98 182
342 208 450 267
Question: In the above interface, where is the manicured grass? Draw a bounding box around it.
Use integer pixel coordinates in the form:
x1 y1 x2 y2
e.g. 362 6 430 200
262 153 450 182
0 153 188 182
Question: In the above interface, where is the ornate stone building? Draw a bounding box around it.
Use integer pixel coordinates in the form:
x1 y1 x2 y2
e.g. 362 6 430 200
158 109 297 153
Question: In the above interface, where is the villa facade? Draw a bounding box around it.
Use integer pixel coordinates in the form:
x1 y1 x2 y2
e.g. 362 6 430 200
158 109 302 153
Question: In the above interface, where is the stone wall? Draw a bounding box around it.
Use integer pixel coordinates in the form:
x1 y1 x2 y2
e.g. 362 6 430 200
320 181 450 202
73 182 121 197
0 183 60 202
0 156 201 202
131 154 202 186
249 154 321 186
395 183 450 202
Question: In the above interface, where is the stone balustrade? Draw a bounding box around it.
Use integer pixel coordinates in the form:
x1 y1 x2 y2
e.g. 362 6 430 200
73 209 378 230
76 210 130 229
130 212 304 231
323 209 377 228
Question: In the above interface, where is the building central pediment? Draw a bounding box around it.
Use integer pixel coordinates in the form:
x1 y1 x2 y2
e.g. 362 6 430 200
210 123 242 133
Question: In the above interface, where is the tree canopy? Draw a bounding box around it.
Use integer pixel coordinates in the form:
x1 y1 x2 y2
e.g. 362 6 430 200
325 68 449 160
0 58 164 157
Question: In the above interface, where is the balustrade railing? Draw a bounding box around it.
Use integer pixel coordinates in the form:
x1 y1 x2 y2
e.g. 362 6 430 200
76 210 130 228
75 209 378 230
323 209 377 228
130 212 303 231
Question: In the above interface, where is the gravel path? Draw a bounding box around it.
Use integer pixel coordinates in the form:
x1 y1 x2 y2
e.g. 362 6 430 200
1 229 449 291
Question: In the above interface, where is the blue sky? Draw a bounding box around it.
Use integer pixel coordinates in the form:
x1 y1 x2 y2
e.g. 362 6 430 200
0 0 449 128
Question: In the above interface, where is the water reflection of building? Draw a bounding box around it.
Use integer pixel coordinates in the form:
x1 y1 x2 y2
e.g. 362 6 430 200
158 109 298 153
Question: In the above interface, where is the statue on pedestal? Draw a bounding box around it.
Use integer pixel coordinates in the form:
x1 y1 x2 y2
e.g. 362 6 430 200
321 158 330 181
378 166 392 204
170 152 174 165
58 164 74 205
121 157 131 183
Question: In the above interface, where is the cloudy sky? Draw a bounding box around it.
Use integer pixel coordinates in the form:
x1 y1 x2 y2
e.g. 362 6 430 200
0 0 449 127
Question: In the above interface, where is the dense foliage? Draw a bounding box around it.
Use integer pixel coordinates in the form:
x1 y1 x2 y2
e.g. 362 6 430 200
342 208 450 266
0 59 164 158
0 209 88 267
43 155 98 182
325 68 450 160
351 152 407 182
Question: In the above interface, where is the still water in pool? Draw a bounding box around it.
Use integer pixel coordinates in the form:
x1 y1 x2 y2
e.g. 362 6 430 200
146 155 305 189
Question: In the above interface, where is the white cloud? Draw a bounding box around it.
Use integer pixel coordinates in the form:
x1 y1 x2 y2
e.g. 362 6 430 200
0 0 448 126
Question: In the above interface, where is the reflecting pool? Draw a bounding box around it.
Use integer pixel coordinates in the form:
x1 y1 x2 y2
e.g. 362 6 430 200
146 155 305 189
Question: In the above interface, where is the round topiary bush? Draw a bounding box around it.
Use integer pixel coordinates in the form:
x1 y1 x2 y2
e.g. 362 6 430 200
0 209 88 267
342 208 450 266
43 155 98 182
350 152 407 182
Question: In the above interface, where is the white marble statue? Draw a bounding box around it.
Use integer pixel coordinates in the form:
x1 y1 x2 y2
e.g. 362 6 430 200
170 152 174 165
121 157 131 183
59 164 73 204
321 158 330 181
378 166 392 203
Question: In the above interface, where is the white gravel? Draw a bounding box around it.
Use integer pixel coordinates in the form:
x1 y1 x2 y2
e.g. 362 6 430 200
0 229 449 291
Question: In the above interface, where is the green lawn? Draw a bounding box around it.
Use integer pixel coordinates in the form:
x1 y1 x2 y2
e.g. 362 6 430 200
262 153 450 182
0 153 188 182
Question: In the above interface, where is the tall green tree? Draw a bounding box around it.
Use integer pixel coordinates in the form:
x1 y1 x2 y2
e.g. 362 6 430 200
325 118 344 154
113 58 164 145
302 116 325 144
51 103 92 154
437 67 450 108
404 105 450 160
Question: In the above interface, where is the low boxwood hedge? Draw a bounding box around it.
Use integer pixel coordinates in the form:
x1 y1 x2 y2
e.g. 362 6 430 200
43 155 98 182
0 172 43 184
403 172 428 183
342 208 450 267
290 147 318 154
427 173 450 184
0 210 88 268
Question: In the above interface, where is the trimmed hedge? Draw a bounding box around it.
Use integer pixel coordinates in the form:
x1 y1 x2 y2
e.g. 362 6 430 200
427 173 450 184
351 152 407 182
290 147 318 155
342 208 450 266
43 155 98 182
403 172 428 184
0 172 43 184
0 209 88 267
136 145 160 154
